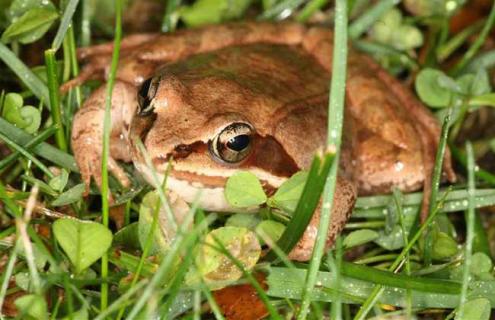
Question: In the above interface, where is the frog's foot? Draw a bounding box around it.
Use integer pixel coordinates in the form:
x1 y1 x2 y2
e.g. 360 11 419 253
73 136 131 196
71 81 137 195
288 177 356 262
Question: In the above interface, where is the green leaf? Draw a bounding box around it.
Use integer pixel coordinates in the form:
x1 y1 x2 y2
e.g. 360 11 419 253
61 308 88 320
343 229 379 249
255 220 285 245
114 222 141 249
2 7 59 44
432 231 458 260
179 0 252 27
19 106 41 133
48 168 69 192
415 68 453 108
51 183 85 206
455 298 491 320
269 171 308 213
225 213 261 230
456 69 491 96
14 294 48 320
1 93 41 133
138 190 170 255
195 226 261 288
7 0 55 21
2 92 27 127
53 218 113 274
470 252 493 276
224 171 267 208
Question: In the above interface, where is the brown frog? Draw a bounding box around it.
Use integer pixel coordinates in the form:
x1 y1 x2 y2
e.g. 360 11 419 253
66 22 455 261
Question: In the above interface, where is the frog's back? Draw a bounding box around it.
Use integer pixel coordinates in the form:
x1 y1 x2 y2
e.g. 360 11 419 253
159 44 330 127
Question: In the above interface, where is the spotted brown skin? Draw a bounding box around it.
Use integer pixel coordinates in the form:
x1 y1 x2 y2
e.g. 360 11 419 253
68 22 455 261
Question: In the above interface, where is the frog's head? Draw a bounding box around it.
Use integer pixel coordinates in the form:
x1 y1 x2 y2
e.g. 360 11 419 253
129 45 329 211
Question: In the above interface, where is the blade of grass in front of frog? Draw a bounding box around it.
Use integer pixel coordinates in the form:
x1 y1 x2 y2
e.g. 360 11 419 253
0 237 21 314
259 0 305 20
151 197 205 318
353 191 451 320
161 0 180 32
96 205 211 319
51 0 80 51
45 49 68 152
125 213 215 319
259 228 326 315
0 43 50 108
296 0 328 22
134 138 177 230
299 0 348 318
353 188 495 219
267 265 474 304
0 125 57 172
0 118 77 171
355 188 495 209
449 0 495 76
65 25 82 107
265 154 330 261
0 131 54 179
100 0 123 311
114 173 171 320
457 142 477 319
206 237 283 320
393 188 412 318
348 0 399 40
353 40 419 69
267 267 476 308
423 106 453 266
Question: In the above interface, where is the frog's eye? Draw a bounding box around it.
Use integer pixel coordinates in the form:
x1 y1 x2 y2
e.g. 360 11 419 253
210 123 254 163
137 76 159 116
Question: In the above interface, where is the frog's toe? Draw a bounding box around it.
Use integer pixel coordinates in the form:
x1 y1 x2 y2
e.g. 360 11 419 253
108 158 131 188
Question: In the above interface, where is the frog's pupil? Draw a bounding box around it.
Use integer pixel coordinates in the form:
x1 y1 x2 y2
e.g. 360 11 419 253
227 135 250 151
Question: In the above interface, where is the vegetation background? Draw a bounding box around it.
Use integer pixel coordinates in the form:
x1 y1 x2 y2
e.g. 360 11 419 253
1 0 495 319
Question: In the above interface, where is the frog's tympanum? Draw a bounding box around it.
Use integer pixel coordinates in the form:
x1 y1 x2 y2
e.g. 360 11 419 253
67 22 455 261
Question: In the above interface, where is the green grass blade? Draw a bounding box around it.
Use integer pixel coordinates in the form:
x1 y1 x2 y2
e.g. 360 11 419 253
100 0 123 312
52 0 80 51
348 0 399 39
267 154 332 259
457 142 476 318
0 118 77 171
0 43 50 108
0 125 57 172
450 0 495 75
0 131 54 179
161 0 180 32
45 49 68 152
259 0 305 20
298 0 348 318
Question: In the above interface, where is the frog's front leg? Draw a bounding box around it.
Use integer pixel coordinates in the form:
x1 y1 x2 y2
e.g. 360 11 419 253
289 177 356 261
71 81 137 193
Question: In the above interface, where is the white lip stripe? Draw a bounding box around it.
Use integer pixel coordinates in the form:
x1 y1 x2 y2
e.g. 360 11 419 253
136 163 263 212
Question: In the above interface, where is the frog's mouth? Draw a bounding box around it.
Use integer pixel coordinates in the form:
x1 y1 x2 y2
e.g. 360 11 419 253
136 135 299 212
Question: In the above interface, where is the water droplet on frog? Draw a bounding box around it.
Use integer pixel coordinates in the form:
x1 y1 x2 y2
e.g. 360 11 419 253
394 161 404 172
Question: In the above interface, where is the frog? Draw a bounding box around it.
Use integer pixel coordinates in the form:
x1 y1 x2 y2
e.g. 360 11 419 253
66 22 456 261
